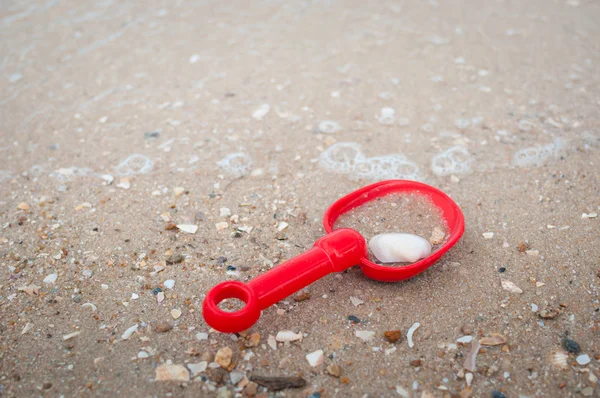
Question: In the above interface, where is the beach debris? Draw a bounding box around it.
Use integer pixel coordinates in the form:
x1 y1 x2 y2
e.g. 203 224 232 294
21 323 33 335
250 375 306 391
121 324 139 340
429 227 445 245
43 273 57 284
479 333 507 346
18 284 41 296
305 350 324 367
154 322 173 333
482 232 494 239
267 335 277 350
275 331 302 342
501 279 523 294
350 296 364 307
155 362 190 382
177 224 198 234
407 322 421 348
215 347 233 369
384 330 402 343
576 354 591 365
62 331 81 341
369 233 431 263
548 351 569 369
326 364 342 377
463 340 481 371
355 330 375 342
538 309 559 319
252 104 270 120
170 309 182 319
163 279 175 289
187 361 208 376
562 338 581 354
581 212 597 219
465 372 474 386
457 336 473 344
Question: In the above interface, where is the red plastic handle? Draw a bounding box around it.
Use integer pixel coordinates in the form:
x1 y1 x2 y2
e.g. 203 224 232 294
202 228 366 333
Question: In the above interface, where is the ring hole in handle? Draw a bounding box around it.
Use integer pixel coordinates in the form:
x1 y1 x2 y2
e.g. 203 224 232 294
202 280 261 334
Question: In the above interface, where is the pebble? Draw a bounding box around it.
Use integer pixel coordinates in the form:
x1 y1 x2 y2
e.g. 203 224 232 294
216 222 228 231
562 338 581 354
349 296 364 307
294 292 310 302
154 322 173 333
245 332 260 347
581 387 594 397
220 207 231 217
252 103 270 120
137 351 150 359
461 325 474 335
482 232 494 239
62 331 81 340
369 233 431 263
155 362 190 382
116 178 131 189
215 347 233 369
348 315 360 323
243 381 258 396
43 273 57 284
196 332 208 340
429 227 445 245
230 371 245 385
457 336 473 344
326 364 342 377
267 335 277 350
275 331 302 342
409 359 422 367
152 287 163 295
306 350 324 367
491 391 507 398
173 187 185 197
17 202 30 211
171 309 182 319
355 330 375 342
163 279 175 289
384 330 402 343
538 309 559 319
187 361 208 376
479 333 507 346
166 254 184 264
576 354 591 365
250 375 307 391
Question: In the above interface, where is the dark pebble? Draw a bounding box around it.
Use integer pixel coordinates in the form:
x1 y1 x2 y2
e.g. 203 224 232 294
166 254 184 264
217 256 227 264
348 315 360 323
144 131 160 139
72 295 82 303
499 267 506 273
308 393 321 398
43 382 52 390
226 265 236 271
491 391 506 398
152 287 163 295
562 338 581 354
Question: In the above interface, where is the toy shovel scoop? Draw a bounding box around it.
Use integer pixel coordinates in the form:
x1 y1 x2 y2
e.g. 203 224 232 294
203 180 465 333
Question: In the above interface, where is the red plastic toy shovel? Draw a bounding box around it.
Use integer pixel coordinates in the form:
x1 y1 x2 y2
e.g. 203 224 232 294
203 180 464 333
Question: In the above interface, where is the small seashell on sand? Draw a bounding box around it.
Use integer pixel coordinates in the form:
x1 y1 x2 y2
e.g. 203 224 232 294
275 331 303 342
369 233 431 263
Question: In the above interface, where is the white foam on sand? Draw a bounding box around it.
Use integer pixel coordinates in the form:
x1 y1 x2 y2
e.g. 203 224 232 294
319 142 423 181
512 138 566 168
217 152 253 178
431 145 474 176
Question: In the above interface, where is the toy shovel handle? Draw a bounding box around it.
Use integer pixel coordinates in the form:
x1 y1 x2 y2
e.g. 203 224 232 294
202 228 366 333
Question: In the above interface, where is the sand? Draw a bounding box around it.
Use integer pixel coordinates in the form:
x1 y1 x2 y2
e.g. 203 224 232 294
1 0 599 397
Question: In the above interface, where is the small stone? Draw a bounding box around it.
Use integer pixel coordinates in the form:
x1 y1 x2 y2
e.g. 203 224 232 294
245 333 260 347
576 354 591 365
121 324 138 340
187 361 208 376
562 338 581 354
155 323 173 333
384 330 402 343
294 292 310 302
17 202 30 211
216 222 228 231
517 242 528 252
138 351 150 359
152 287 163 295
220 207 231 217
250 375 306 391
43 273 58 284
196 332 208 340
457 336 473 344
243 381 258 396
173 187 185 197
581 387 594 397
306 350 324 367
215 347 233 369
163 279 175 289
62 331 81 340
461 325 474 335
171 309 182 319
409 359 422 367
501 279 523 294
350 296 364 307
348 315 360 323
538 309 559 319
482 232 494 239
275 330 302 342
42 382 52 390
429 227 445 245
230 371 245 385
491 391 507 398
155 362 190 382
326 364 341 377
166 254 184 264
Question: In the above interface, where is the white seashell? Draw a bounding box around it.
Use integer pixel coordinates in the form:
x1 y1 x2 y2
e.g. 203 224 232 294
355 330 375 342
465 372 473 386
275 330 303 342
577 354 591 365
306 350 324 367
369 233 431 263
349 296 364 307
43 273 58 284
501 279 523 294
121 324 138 340
457 336 473 344
177 224 198 234
548 351 569 369
407 322 420 348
